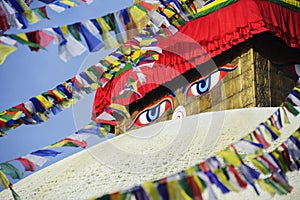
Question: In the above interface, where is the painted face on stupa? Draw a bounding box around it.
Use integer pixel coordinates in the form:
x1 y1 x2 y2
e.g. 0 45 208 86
105 63 238 134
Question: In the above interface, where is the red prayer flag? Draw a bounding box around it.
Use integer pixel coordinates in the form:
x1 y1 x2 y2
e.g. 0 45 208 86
63 138 87 148
0 119 6 129
40 6 50 19
39 30 55 48
227 165 247 189
0 7 9 33
253 130 270 148
187 176 203 200
13 103 32 117
139 1 155 11
26 31 41 52
15 157 36 172
199 162 210 172
26 30 55 52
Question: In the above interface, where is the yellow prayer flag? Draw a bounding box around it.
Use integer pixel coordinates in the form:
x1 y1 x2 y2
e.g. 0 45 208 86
142 182 160 200
23 10 40 24
96 17 111 32
219 149 241 166
15 0 40 24
17 33 29 41
167 180 192 200
60 25 69 36
36 94 53 109
131 50 141 61
0 45 17 65
214 169 239 192
61 0 76 7
129 5 150 29
257 179 276 195
250 158 269 175
104 56 122 67
95 17 118 49
0 170 10 189
52 89 67 100
162 8 175 18
293 130 300 141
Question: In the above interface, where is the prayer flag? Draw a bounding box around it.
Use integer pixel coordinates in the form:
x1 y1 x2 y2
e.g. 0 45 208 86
0 170 10 189
0 163 23 179
31 149 61 157
95 17 118 49
0 0 22 29
22 154 48 167
77 23 104 52
23 9 40 24
142 182 160 200
48 3 65 13
15 157 36 172
0 44 16 64
8 33 45 50
34 6 50 19
0 6 9 32
46 138 87 148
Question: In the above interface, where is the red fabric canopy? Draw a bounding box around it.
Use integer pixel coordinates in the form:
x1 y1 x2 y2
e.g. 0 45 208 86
93 0 300 118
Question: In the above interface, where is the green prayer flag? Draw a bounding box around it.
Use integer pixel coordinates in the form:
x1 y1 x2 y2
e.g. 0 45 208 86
104 14 116 31
34 7 50 20
7 34 46 50
283 101 299 116
0 163 23 179
10 187 21 200
88 67 103 79
179 177 194 198
68 24 81 41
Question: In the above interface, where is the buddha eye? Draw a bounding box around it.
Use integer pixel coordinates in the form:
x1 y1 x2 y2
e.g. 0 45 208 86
190 77 210 96
185 70 224 100
126 96 174 130
135 101 170 126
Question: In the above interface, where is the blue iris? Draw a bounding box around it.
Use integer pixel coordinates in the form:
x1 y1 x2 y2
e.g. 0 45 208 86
146 106 160 122
196 77 210 94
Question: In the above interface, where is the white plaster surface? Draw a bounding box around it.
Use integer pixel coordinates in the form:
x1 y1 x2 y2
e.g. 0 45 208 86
1 107 300 200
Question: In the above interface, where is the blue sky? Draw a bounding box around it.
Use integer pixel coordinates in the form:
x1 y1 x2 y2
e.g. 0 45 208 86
0 0 132 172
